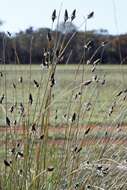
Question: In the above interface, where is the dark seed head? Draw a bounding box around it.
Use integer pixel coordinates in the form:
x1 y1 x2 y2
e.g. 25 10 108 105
19 103 24 114
13 83 16 89
33 80 39 88
56 49 59 57
116 90 123 97
87 161 90 164
96 165 102 171
17 143 20 147
77 147 82 153
47 166 54 172
74 94 78 100
87 11 94 19
0 94 4 104
4 160 10 167
108 106 114 116
124 89 127 93
83 80 92 86
13 120 17 125
52 9 56 22
105 131 108 136
102 170 108 175
18 169 23 176
9 106 14 113
29 93 33 105
7 31 11 37
123 95 127 101
72 112 76 122
47 32 52 42
87 185 91 189
84 128 90 135
55 110 58 120
75 183 79 188
19 76 23 83
73 147 78 152
31 123 36 132
40 134 44 140
101 79 105 85
17 152 24 158
92 75 98 81
64 9 69 23
11 148 15 155
6 116 11 127
71 9 76 21
0 72 3 77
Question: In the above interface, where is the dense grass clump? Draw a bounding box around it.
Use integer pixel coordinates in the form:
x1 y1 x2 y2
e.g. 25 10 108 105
0 9 127 190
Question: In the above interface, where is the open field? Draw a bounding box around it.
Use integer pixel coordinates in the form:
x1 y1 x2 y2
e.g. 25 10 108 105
0 64 127 125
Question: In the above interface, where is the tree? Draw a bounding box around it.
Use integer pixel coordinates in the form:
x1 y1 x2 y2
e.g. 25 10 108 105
56 22 77 34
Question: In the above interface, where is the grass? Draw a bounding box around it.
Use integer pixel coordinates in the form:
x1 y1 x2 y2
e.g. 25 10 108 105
0 64 127 125
0 63 127 189
0 9 127 190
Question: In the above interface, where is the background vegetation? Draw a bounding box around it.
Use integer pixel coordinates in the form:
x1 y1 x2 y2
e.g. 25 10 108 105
0 23 127 65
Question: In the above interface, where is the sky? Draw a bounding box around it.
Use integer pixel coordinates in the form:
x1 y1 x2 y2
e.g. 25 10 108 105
0 0 126 35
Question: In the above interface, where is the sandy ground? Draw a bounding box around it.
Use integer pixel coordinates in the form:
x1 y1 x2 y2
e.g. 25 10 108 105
0 124 126 147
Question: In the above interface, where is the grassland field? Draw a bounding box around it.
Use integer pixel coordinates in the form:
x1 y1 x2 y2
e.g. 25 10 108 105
0 64 127 125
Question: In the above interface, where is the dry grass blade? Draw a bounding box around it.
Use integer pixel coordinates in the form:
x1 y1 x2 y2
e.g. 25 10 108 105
93 58 100 65
91 65 96 72
85 40 93 49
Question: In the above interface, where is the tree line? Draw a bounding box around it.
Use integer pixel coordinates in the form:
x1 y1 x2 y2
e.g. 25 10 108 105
0 26 127 64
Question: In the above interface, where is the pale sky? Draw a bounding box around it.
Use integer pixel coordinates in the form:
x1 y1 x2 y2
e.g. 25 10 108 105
0 0 126 35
